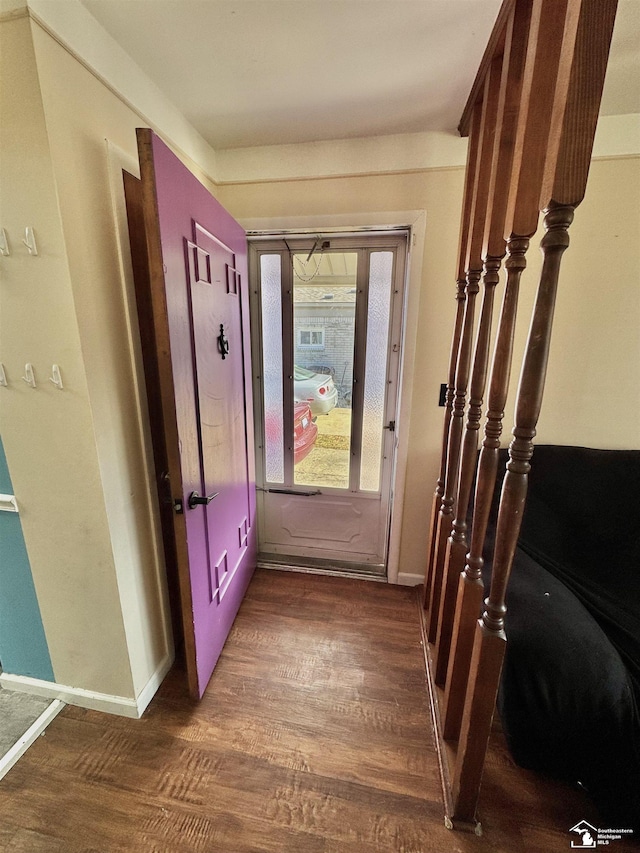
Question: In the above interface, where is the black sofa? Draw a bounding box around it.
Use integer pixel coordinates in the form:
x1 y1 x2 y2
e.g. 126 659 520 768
481 445 640 828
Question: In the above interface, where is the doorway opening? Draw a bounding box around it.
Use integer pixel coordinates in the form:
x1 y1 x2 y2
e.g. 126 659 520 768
249 232 408 577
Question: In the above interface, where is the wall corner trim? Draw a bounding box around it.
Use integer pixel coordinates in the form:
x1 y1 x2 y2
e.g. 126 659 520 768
134 652 174 717
395 572 425 587
0 652 174 719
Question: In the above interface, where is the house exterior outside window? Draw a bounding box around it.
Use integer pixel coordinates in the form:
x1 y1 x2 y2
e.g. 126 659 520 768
293 284 356 388
297 328 325 349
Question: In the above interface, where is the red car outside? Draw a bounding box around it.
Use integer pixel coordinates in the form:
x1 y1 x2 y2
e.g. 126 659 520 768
294 402 318 464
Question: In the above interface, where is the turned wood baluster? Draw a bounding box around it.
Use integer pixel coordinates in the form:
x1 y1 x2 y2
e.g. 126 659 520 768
434 258 499 684
441 0 535 735
427 270 481 642
451 204 573 822
423 278 466 605
424 102 483 620
450 0 618 822
450 0 570 819
478 0 618 682
486 202 573 623
434 50 508 685
480 0 618 646
442 235 528 735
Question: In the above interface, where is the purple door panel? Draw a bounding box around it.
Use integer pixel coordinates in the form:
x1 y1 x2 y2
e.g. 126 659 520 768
147 132 256 697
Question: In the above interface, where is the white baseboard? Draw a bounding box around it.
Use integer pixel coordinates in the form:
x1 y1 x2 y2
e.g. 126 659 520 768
0 653 173 719
396 572 424 587
0 673 140 718
0 699 65 781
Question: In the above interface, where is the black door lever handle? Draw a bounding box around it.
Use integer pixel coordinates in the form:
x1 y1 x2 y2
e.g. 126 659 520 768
187 490 219 510
218 324 229 360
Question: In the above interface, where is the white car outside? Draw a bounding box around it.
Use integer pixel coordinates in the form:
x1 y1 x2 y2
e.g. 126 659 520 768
293 365 338 416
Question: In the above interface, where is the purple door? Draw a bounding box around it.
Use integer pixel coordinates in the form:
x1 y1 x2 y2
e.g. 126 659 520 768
127 129 256 698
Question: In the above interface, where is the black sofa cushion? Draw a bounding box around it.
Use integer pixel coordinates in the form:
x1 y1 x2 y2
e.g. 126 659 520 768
481 446 640 827
517 446 640 696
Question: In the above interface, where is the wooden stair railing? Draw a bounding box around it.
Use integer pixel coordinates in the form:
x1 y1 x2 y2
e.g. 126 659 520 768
420 0 618 830
423 102 482 624
423 274 465 606
426 48 507 648
442 0 535 740
433 55 503 682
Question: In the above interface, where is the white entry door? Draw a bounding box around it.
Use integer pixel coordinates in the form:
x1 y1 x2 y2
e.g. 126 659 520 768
249 233 407 574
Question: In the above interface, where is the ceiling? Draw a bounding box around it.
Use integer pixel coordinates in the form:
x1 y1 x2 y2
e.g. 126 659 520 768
81 0 640 151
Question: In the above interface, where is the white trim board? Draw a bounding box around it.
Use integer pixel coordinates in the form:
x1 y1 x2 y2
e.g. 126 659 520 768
211 115 640 184
0 698 64 780
0 653 173 719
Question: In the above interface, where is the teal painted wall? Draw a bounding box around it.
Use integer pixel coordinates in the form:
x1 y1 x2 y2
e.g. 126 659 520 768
0 438 54 680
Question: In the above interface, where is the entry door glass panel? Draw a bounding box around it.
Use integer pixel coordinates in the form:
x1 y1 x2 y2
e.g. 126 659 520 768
361 252 394 492
251 233 407 571
293 251 357 490
260 255 284 484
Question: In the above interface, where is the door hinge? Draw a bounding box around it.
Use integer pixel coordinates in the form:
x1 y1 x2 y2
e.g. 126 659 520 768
384 420 396 432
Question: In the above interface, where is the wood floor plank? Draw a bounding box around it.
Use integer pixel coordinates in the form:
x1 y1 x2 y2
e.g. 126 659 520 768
1 569 637 852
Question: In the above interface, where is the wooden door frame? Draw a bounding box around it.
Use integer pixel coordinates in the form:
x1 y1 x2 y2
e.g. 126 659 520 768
242 211 426 585
124 130 199 697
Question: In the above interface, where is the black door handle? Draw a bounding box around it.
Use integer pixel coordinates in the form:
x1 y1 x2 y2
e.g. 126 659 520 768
218 324 229 360
187 490 219 510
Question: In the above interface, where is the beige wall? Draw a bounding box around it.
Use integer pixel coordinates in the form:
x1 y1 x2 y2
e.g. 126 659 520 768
0 15 134 695
0 13 222 701
218 155 640 578
526 157 640 449
28 17 165 697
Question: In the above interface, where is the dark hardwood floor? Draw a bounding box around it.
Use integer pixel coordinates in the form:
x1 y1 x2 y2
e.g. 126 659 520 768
1 569 636 852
